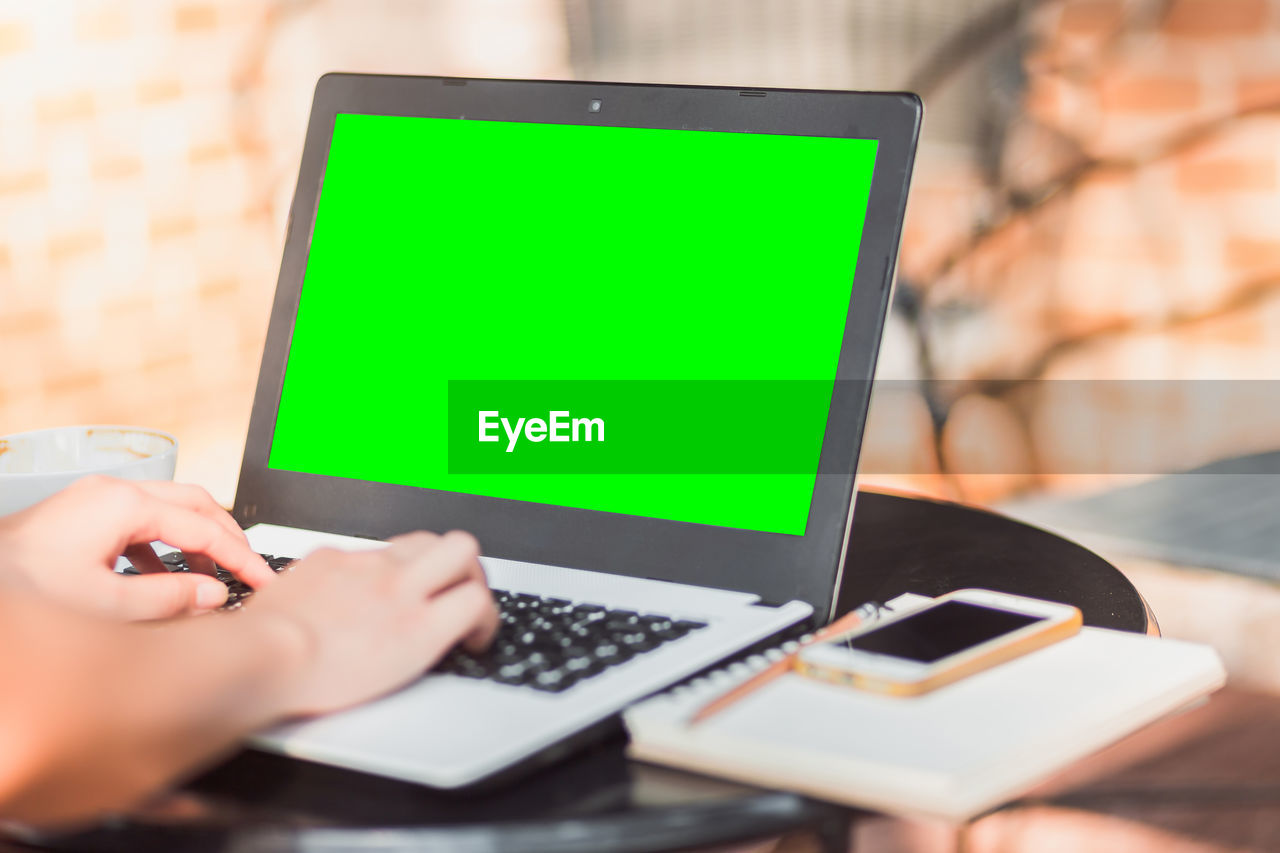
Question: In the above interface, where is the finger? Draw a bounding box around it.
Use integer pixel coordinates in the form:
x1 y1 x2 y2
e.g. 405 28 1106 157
130 482 273 587
183 552 218 577
122 497 273 589
421 579 499 656
103 572 228 620
131 481 246 543
393 531 484 598
123 543 168 575
385 531 440 561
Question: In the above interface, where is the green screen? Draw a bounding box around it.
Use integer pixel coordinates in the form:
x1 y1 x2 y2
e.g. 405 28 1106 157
268 112 878 535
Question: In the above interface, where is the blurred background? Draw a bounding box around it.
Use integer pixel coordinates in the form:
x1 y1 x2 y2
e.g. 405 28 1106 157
3 2 1280 849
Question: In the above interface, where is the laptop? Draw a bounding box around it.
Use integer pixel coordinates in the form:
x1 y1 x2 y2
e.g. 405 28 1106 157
223 74 920 789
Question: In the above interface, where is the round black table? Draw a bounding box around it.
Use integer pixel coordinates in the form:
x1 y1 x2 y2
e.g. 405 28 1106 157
22 491 1150 853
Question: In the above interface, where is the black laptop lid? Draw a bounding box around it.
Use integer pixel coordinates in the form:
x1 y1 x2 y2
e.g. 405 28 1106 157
234 75 920 618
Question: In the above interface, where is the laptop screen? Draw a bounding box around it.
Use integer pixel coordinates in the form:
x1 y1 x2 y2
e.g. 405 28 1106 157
268 112 878 536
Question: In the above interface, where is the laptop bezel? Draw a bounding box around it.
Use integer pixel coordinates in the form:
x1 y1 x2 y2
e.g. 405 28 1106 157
233 74 920 618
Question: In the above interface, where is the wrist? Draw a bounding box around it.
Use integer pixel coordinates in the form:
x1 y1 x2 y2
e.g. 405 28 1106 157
228 610 315 724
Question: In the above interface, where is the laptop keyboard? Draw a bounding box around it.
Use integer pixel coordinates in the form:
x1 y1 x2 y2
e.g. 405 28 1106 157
146 552 706 693
437 589 707 693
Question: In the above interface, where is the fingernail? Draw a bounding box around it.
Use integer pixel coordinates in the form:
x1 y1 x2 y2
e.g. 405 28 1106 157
196 582 227 609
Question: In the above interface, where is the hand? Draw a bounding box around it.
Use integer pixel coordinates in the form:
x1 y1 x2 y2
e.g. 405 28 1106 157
244 530 499 717
0 476 274 621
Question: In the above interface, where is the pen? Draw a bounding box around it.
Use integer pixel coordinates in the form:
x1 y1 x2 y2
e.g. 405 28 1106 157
689 600 885 725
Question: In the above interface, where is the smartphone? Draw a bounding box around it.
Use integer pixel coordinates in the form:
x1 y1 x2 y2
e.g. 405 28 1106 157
795 589 1082 696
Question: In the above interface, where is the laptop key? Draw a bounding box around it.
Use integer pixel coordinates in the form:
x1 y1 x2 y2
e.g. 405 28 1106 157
493 664 531 685
533 668 576 692
592 640 622 658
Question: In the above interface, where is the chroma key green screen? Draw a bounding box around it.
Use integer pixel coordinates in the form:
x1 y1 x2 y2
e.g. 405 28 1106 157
268 112 878 535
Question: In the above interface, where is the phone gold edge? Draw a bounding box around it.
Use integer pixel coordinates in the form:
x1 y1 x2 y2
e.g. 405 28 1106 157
794 606 1084 698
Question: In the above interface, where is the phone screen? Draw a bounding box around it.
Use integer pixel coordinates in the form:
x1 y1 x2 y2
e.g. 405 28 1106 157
843 601 1046 663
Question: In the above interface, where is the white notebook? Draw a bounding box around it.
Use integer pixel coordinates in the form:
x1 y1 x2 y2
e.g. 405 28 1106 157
624 595 1225 822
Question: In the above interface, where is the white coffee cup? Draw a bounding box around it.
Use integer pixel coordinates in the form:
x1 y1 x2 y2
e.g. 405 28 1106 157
0 425 178 516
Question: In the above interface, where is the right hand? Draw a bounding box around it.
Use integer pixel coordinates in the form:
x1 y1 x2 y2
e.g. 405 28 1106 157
244 530 499 717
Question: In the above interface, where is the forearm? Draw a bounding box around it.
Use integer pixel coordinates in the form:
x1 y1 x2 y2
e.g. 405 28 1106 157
0 590 304 826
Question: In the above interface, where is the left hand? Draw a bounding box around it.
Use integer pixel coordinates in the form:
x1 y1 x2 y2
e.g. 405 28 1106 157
0 476 274 621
